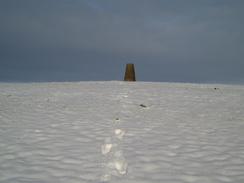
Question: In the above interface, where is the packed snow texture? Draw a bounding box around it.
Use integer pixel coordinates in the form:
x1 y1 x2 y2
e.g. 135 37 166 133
0 81 244 183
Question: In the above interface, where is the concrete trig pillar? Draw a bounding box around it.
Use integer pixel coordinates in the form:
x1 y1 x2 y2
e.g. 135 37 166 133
124 63 136 81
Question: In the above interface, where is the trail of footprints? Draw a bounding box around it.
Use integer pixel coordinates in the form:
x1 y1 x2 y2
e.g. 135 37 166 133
100 124 127 181
100 94 129 182
100 91 149 182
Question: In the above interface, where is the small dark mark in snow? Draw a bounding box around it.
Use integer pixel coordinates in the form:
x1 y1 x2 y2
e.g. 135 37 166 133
140 104 147 108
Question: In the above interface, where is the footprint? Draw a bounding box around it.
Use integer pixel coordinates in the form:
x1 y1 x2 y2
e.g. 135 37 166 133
101 144 113 155
114 129 125 140
114 159 128 175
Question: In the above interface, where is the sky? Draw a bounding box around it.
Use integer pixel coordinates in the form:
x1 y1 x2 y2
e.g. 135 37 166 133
0 0 243 83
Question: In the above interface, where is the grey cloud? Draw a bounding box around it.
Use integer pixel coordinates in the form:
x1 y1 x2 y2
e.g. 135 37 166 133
0 0 243 83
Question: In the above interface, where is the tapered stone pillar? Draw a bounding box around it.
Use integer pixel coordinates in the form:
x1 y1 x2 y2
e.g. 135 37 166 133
124 63 136 81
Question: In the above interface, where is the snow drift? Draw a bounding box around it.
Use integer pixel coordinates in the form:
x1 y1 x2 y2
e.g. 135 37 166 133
0 81 244 183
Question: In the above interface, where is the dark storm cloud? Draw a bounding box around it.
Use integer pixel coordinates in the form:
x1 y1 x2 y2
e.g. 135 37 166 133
0 0 243 83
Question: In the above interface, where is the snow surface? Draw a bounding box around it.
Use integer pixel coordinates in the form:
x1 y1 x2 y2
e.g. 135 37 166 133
0 81 244 183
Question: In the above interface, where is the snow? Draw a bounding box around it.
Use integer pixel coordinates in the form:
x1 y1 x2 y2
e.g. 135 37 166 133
0 81 244 183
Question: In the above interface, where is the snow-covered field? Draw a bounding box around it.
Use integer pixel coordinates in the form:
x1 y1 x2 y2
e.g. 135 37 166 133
0 81 244 183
